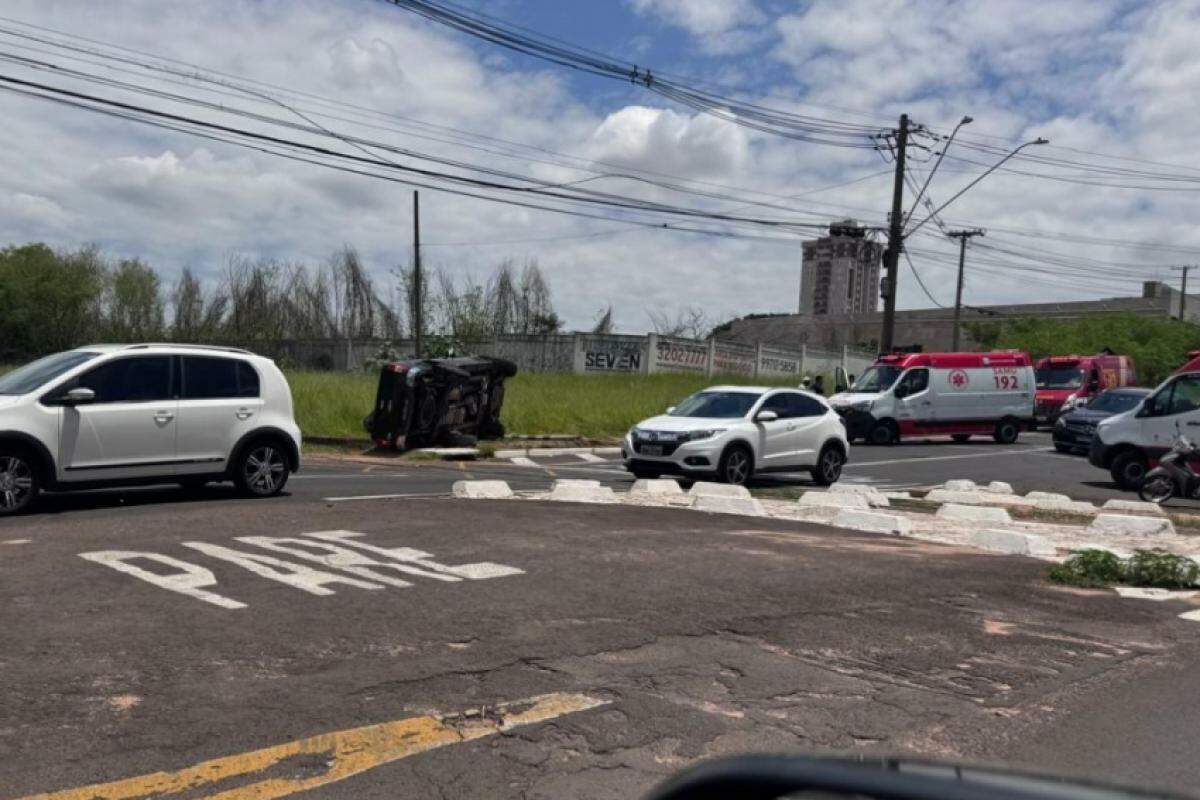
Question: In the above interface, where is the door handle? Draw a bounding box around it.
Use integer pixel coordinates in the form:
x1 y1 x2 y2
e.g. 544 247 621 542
154 411 175 423
236 408 255 421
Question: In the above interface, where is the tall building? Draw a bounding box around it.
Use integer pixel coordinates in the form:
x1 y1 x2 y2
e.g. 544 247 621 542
799 220 883 316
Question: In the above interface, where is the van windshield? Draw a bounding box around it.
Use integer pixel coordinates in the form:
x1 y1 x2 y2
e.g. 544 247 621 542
850 366 902 393
0 351 100 395
1036 367 1084 389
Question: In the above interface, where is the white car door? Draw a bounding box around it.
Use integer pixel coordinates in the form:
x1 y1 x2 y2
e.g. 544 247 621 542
1142 374 1200 453
175 356 265 473
894 368 933 424
754 393 800 468
786 393 832 466
57 355 178 481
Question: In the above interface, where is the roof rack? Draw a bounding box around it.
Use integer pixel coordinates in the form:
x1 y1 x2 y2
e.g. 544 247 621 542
122 343 253 355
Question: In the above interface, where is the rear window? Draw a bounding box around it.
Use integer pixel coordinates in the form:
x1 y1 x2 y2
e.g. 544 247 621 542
182 356 260 399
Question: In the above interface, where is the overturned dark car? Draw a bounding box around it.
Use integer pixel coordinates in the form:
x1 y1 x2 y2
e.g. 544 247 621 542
364 356 517 450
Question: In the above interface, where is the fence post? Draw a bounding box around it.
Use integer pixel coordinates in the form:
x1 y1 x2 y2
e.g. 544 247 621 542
706 338 716 377
646 333 658 374
799 344 807 378
572 334 586 374
841 344 848 373
755 342 763 379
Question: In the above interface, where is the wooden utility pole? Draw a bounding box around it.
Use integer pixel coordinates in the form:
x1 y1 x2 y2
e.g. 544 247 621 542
880 114 910 353
412 190 423 358
947 229 985 350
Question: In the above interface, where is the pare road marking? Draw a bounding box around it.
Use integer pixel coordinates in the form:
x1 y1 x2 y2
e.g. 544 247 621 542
78 530 524 610
15 692 607 800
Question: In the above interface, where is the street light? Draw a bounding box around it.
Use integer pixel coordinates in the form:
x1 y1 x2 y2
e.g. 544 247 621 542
905 115 973 231
905 137 1049 238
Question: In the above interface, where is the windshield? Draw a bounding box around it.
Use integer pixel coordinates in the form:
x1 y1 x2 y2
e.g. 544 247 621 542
669 390 760 418
1036 367 1084 389
850 366 902 393
0 351 99 396
1087 391 1145 414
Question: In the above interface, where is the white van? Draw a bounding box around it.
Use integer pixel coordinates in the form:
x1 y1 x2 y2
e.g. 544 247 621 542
828 351 1036 445
1089 370 1200 489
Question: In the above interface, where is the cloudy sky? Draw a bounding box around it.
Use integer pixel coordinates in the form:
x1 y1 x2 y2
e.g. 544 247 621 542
1 0 1198 333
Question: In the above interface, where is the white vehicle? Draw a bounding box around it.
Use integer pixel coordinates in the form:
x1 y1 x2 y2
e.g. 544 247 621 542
828 351 1036 445
0 344 302 515
1090 370 1200 490
622 386 849 486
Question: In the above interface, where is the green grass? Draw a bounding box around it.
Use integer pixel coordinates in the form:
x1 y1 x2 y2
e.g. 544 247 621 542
284 370 797 440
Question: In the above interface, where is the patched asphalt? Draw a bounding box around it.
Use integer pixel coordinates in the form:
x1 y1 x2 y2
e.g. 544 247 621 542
3 486 1199 799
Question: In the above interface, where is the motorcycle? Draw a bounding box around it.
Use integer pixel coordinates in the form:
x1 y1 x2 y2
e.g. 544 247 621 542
1138 433 1200 504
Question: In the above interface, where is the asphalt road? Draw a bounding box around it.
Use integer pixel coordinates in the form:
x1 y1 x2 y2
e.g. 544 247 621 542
3 466 1200 799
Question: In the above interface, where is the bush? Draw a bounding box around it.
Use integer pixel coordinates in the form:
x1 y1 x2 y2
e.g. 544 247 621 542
1048 549 1124 587
1124 548 1200 589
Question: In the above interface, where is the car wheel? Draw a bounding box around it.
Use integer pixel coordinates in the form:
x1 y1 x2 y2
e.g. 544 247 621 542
867 421 897 446
718 445 754 486
1138 473 1175 504
810 444 845 486
951 434 971 443
0 449 38 516
234 440 290 497
1110 451 1148 490
993 418 1020 444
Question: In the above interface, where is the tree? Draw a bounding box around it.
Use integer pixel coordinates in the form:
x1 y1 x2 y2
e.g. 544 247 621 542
0 243 107 355
649 306 710 339
105 258 165 341
592 305 614 335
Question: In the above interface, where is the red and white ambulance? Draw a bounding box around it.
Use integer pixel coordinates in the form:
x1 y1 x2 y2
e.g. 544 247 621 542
1034 353 1136 425
828 351 1036 445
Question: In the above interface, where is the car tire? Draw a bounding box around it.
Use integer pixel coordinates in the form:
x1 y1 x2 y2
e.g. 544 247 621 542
233 439 291 497
993 418 1020 444
0 447 39 516
1110 451 1148 491
717 444 754 486
867 420 898 446
951 434 971 443
810 444 845 486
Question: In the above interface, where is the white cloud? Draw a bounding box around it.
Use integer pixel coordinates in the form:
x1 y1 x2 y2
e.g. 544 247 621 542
584 106 751 180
627 0 762 35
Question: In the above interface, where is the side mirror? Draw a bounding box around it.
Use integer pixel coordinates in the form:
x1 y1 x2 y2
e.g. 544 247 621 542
63 387 96 406
1138 399 1158 418
755 409 778 423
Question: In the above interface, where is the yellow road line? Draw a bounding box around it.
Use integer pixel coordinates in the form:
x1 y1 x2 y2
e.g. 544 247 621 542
17 693 606 800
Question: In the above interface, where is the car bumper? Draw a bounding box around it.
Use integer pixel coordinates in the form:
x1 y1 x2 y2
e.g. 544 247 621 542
832 407 874 439
1052 426 1094 453
621 435 726 475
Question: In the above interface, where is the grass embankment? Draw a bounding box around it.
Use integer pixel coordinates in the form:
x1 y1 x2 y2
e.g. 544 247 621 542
286 370 796 441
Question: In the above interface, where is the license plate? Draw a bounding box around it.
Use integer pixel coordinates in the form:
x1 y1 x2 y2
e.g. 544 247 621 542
641 445 663 456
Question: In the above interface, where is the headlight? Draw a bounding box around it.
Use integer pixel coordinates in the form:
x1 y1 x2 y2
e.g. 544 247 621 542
851 400 874 412
680 428 727 442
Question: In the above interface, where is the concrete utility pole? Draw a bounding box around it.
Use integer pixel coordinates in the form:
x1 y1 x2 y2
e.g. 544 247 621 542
880 114 910 354
412 190 423 358
1172 265 1193 321
947 229 985 350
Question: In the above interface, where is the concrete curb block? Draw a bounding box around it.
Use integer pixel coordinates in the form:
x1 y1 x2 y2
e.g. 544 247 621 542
831 509 913 536
688 482 752 499
925 489 1032 507
452 480 514 499
1030 498 1099 514
629 479 685 497
1088 513 1176 536
829 484 881 496
881 491 913 500
692 495 765 516
414 447 480 460
984 481 1014 495
1102 499 1167 516
1113 587 1198 602
936 503 1012 523
495 446 622 459
969 529 1056 556
942 479 978 492
798 492 871 509
548 479 617 504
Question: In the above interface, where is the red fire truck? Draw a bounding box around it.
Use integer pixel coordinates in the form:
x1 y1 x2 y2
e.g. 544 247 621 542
1033 353 1136 425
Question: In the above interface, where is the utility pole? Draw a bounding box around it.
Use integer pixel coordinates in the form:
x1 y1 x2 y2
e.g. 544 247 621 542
947 229 985 350
880 113 910 354
1172 265 1193 321
412 190 423 358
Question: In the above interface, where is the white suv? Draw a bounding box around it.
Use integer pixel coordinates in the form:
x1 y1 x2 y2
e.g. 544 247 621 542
0 344 302 515
622 386 849 485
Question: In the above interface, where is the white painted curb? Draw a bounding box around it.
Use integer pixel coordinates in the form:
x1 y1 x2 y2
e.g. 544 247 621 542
495 446 623 459
942 479 977 492
692 495 765 516
1088 514 1176 537
548 479 617 504
414 447 479 460
969 529 1055 556
452 480 514 499
828 484 890 507
1102 499 1167 516
629 478 685 497
798 492 871 509
936 503 1012 523
984 481 1014 495
688 482 752 499
831 509 913 536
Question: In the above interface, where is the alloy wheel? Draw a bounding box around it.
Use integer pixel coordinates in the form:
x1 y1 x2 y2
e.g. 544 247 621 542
1139 475 1174 505
724 450 750 485
0 455 34 512
244 446 286 495
820 449 844 483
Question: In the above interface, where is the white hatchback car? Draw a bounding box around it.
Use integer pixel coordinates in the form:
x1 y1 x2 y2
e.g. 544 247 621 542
622 385 849 486
0 344 302 515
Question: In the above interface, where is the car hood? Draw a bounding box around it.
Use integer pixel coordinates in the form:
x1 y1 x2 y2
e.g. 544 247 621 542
1063 407 1119 424
634 415 742 432
0 396 21 413
828 392 879 407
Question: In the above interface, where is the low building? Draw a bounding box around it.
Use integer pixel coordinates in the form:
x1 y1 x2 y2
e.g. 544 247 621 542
718 281 1200 353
